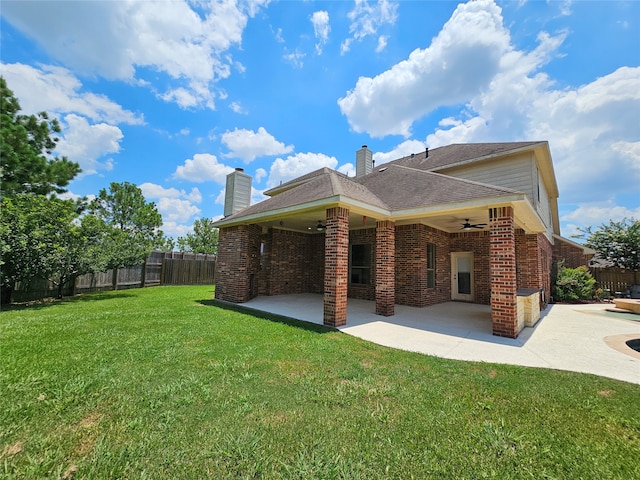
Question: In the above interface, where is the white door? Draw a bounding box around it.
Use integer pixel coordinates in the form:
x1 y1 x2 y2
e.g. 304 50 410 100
451 252 474 301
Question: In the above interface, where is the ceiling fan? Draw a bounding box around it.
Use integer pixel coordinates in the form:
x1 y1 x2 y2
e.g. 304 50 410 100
308 220 326 231
460 218 487 230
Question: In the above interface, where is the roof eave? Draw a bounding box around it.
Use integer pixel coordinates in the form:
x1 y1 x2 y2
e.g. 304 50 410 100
212 195 390 228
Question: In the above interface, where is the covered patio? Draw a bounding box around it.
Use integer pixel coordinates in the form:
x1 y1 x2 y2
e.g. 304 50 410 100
221 293 640 384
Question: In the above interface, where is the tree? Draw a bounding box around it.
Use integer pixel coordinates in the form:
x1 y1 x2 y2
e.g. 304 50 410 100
0 77 81 197
177 218 219 254
89 182 171 268
0 195 106 302
575 218 640 270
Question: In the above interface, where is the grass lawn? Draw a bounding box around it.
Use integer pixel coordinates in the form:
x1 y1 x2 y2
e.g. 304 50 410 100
1 286 638 479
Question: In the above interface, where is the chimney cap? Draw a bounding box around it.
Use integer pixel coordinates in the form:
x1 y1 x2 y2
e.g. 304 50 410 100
361 145 368 149
235 167 244 172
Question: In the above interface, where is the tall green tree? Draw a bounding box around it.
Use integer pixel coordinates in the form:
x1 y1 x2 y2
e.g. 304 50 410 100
89 182 171 268
575 218 640 269
0 77 81 197
0 195 106 302
177 218 219 254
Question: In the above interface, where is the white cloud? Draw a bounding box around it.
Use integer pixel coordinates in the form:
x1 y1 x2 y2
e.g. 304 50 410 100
157 197 202 223
221 127 294 162
229 101 247 114
254 168 268 183
1 0 268 110
161 221 194 238
561 203 640 235
337 162 356 177
140 183 202 204
373 139 427 165
284 50 306 68
173 153 235 184
267 152 338 188
338 0 510 137
140 183 203 236
55 114 123 176
311 10 330 55
375 35 388 53
0 63 143 124
340 0 398 55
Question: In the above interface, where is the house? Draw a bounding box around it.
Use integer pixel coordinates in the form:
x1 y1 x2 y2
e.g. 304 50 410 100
212 142 593 338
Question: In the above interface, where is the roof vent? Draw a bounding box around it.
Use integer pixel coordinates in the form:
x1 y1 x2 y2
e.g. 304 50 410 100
425 147 429 158
224 168 252 217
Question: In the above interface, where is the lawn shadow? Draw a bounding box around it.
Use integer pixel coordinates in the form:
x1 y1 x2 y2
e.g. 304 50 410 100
1 291 137 312
198 298 337 335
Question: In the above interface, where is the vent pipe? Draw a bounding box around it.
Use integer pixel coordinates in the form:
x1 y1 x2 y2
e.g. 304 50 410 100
224 167 252 217
356 145 373 177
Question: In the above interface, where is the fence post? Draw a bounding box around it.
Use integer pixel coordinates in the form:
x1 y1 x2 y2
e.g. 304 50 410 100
161 257 166 286
112 268 118 291
141 259 147 288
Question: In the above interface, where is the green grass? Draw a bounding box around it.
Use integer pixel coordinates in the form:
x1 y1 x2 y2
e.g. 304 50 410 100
1 286 638 479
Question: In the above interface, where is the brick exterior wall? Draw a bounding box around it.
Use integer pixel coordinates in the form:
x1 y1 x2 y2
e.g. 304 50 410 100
395 224 450 307
515 231 553 306
450 231 491 305
489 207 519 338
348 228 376 300
214 224 261 303
553 239 589 269
324 207 349 327
376 220 395 316
263 229 324 295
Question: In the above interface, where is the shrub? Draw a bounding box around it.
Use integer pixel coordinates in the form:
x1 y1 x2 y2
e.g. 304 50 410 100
553 263 596 302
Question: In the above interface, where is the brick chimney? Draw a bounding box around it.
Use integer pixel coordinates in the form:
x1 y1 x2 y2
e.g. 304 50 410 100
224 167 252 217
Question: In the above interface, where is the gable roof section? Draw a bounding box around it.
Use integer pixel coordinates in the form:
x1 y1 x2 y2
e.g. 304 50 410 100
219 169 389 223
264 167 337 197
390 142 545 172
216 163 525 228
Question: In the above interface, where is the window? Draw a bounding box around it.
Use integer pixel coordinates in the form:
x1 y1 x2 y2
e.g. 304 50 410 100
427 243 436 288
350 244 371 285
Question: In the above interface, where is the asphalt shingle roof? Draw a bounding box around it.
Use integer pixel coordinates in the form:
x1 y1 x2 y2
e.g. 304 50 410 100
218 142 541 224
390 142 543 171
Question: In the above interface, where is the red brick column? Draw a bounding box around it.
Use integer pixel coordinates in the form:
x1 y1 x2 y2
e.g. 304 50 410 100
215 225 249 302
489 207 519 338
376 220 395 316
324 207 349 327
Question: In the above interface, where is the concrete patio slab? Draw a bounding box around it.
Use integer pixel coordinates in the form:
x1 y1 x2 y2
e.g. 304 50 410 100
240 294 640 385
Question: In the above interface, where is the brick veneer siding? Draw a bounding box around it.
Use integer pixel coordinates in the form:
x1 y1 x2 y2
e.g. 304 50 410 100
265 229 324 295
324 207 349 327
515 231 553 306
376 220 395 316
450 231 491 305
489 207 519 338
348 228 376 300
395 224 450 307
553 239 589 269
215 224 261 303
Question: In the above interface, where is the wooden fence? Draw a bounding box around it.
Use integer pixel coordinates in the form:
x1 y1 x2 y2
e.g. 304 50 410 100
12 251 216 302
590 267 640 295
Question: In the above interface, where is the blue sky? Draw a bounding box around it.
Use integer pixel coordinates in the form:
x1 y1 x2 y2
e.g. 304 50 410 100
1 0 638 239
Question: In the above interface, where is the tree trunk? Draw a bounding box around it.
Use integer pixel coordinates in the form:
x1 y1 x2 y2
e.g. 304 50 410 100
0 284 13 306
57 277 65 299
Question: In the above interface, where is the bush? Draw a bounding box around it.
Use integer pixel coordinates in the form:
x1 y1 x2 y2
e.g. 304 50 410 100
553 264 596 302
